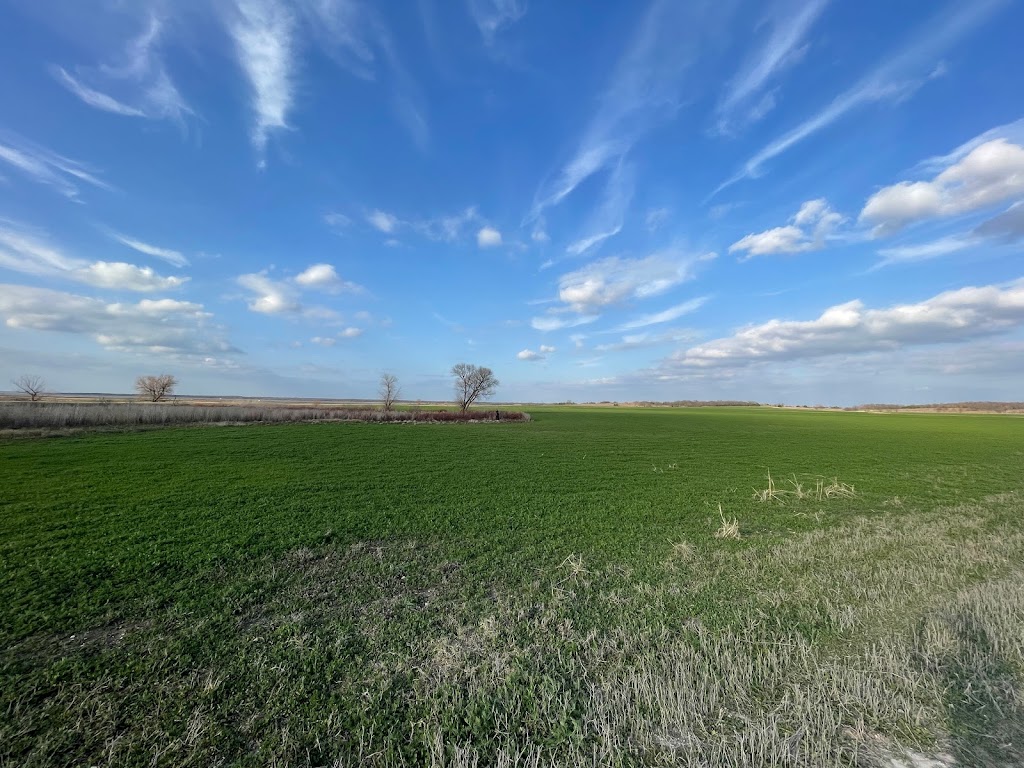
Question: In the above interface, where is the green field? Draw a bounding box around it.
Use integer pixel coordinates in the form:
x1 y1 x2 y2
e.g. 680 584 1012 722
2 407 1023 766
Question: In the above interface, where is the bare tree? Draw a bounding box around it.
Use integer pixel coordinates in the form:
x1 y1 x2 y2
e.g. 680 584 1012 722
379 373 400 411
135 374 177 402
451 363 499 412
12 374 46 402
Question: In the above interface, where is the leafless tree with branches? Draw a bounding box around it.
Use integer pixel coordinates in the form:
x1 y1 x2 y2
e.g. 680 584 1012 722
135 374 177 402
12 374 46 402
379 373 400 411
451 363 498 412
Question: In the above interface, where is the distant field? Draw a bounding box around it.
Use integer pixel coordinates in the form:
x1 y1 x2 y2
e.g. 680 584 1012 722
2 407 1023 766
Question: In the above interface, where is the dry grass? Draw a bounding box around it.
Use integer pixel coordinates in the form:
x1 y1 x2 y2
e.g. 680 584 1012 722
713 504 741 540
753 470 857 504
0 402 529 430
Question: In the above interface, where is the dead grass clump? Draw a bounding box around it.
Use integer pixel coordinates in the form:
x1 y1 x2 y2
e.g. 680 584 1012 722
714 504 741 540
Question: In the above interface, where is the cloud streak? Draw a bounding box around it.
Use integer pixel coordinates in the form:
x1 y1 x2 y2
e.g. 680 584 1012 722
0 135 109 200
714 0 829 134
229 0 297 164
713 0 1009 196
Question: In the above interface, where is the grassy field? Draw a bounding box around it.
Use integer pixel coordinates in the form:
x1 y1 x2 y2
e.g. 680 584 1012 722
2 407 1023 766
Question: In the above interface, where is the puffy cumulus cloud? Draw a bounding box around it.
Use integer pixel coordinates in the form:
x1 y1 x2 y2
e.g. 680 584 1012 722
517 348 543 361
78 262 188 291
477 226 502 248
671 279 1024 368
861 139 1024 236
237 272 300 314
294 263 362 292
539 344 556 353
0 283 234 359
237 264 362 317
310 336 336 347
556 249 715 314
339 327 363 338
0 225 187 291
730 198 843 258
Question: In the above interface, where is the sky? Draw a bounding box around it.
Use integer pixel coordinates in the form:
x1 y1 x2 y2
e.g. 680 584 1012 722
1 0 1023 405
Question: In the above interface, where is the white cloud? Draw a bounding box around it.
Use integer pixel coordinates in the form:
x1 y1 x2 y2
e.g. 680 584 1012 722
237 272 300 314
645 207 670 232
367 209 399 233
294 263 362 292
975 201 1024 242
0 283 232 359
615 297 708 330
539 344 556 353
714 0 1008 195
78 262 188 292
477 226 502 248
530 314 599 332
310 336 336 347
517 348 543 361
555 249 716 313
112 233 188 268
229 0 296 163
874 235 974 266
0 226 187 292
730 198 843 258
0 135 109 200
469 0 527 45
714 0 829 134
50 16 192 124
531 0 733 219
566 160 635 256
52 67 146 117
596 327 698 352
340 326 363 338
860 139 1024 235
324 212 352 230
672 278 1024 368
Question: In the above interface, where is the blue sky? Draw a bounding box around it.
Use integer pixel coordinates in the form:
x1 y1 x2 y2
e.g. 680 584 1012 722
1 0 1023 405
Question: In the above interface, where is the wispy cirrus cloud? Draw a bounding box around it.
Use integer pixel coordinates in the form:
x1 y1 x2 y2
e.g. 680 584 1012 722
51 15 192 125
614 297 708 331
713 0 1009 197
714 0 830 135
469 0 527 46
0 225 187 292
229 0 297 165
299 0 430 148
530 0 735 220
0 134 109 200
111 233 189 268
565 161 635 256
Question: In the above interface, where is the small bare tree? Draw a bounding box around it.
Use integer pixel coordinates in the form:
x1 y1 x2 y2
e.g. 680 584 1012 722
13 374 46 402
135 374 177 402
379 373 400 411
451 363 499 412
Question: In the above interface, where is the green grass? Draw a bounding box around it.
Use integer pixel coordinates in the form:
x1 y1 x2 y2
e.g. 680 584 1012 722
2 407 1023 766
